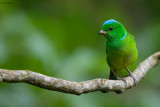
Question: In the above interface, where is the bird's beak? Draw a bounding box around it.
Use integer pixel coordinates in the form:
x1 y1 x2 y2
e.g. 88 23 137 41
99 30 108 35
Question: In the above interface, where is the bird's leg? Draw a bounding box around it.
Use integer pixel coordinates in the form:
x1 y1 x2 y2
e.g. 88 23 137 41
126 68 137 85
109 70 116 80
113 69 126 83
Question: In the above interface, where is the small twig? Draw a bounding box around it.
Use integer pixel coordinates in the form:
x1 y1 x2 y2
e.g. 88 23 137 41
0 52 160 95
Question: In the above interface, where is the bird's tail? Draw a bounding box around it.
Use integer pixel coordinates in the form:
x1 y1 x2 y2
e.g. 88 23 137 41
109 70 116 80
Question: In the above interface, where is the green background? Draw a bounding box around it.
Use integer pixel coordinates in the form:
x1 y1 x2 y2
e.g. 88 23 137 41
0 0 160 107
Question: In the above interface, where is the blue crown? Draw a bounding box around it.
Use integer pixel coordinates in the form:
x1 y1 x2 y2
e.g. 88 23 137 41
103 19 117 25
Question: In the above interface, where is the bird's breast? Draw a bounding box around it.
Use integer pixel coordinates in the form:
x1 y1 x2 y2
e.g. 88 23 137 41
106 37 138 70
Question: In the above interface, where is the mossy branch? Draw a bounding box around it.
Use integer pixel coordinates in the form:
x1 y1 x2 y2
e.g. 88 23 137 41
0 52 160 95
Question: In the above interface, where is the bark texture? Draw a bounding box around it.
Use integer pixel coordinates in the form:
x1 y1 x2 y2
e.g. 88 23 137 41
0 52 160 95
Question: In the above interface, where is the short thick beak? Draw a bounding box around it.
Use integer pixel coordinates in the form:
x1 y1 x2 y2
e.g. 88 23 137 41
99 30 108 35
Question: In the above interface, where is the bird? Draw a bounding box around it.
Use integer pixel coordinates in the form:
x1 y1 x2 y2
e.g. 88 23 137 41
99 19 138 84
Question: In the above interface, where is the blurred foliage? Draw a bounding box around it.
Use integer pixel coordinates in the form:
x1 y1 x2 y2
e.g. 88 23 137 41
0 0 160 107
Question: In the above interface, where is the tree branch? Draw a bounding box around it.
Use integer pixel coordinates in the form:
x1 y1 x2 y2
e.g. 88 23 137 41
0 52 160 95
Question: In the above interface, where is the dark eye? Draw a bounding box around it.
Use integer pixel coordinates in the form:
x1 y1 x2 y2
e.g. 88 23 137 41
109 27 114 31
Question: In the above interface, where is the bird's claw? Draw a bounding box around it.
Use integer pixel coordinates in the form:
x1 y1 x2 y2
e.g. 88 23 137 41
126 68 137 85
129 73 137 85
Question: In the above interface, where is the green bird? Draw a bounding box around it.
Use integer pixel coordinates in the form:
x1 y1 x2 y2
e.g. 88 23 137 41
99 19 138 84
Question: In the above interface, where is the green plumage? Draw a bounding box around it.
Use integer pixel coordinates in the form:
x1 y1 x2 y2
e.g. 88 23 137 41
99 19 138 81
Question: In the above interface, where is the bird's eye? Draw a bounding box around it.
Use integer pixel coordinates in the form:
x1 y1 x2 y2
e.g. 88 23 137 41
109 27 114 31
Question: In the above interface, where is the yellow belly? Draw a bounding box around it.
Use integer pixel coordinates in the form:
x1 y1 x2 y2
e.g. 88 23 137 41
107 45 138 74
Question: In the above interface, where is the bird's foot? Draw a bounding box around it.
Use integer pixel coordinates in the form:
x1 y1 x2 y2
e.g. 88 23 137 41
126 68 137 85
129 73 137 85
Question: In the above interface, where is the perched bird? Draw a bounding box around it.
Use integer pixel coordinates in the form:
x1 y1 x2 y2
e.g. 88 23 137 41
99 19 138 84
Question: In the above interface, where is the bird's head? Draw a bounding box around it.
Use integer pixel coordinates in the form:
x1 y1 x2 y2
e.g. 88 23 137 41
99 19 127 40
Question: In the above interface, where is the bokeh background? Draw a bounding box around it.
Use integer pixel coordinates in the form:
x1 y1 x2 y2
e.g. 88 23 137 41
0 0 160 107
